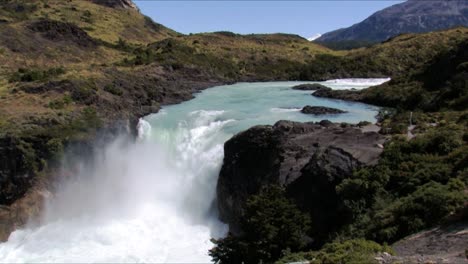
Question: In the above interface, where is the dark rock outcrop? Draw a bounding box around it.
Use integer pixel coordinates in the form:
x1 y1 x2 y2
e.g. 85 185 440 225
312 87 363 102
0 137 36 205
315 0 468 48
91 0 139 10
301 105 347 115
292 83 330 91
217 120 386 238
28 20 97 47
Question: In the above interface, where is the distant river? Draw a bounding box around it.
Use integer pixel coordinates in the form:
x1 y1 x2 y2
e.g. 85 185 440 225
0 79 389 263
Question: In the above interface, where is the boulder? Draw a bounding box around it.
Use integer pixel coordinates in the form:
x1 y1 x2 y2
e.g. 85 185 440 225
301 105 347 115
217 120 386 240
292 83 331 91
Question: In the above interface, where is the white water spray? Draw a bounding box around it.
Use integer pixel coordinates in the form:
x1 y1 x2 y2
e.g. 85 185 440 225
0 111 229 263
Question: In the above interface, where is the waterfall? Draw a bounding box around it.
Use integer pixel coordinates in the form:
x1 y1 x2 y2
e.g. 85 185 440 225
0 80 388 263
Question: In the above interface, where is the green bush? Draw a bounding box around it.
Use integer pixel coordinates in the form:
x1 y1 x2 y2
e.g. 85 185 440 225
9 67 66 82
48 95 72 109
17 139 39 173
71 82 97 104
104 84 123 96
336 124 467 243
277 239 393 264
369 180 465 242
81 10 92 23
209 186 311 264
46 137 64 161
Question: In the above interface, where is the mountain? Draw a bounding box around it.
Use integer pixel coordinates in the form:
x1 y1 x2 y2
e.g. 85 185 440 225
315 0 468 49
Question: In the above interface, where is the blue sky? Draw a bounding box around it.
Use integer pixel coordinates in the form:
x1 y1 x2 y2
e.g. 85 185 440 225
134 1 403 39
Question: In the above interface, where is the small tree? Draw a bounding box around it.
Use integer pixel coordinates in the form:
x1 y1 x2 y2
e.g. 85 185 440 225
210 186 311 263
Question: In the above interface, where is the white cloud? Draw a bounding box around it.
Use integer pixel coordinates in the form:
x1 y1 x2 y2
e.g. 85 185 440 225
307 34 322 41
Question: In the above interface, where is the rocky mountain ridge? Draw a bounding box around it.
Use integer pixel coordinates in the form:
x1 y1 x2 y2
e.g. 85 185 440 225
315 0 468 49
91 0 139 10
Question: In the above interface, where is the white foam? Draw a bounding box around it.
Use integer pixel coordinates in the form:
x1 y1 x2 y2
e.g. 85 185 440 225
324 78 390 89
137 118 152 141
270 107 302 113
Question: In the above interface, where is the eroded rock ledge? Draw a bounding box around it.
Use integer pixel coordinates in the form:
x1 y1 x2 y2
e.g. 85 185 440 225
217 120 386 238
91 0 139 10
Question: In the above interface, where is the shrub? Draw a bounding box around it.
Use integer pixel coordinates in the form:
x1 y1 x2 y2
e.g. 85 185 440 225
277 239 393 264
209 186 311 263
369 180 465 242
81 10 92 23
48 95 72 109
46 137 64 161
9 67 66 83
104 84 123 96
336 124 467 243
17 139 39 173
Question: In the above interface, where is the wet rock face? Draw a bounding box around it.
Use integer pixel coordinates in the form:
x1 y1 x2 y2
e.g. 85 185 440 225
217 120 386 236
0 137 42 205
0 185 51 242
91 0 139 10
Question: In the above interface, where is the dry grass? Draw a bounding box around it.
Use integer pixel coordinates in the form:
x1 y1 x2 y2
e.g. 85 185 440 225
177 33 337 63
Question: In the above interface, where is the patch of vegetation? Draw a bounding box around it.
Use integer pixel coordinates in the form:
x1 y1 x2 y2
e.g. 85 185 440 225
48 95 72 109
209 186 311 264
129 46 158 66
104 84 123 96
315 40 376 50
16 138 40 173
277 239 393 264
70 80 97 104
80 10 93 23
45 137 64 162
0 1 38 21
298 53 386 81
336 123 467 243
9 67 66 83
214 31 238 37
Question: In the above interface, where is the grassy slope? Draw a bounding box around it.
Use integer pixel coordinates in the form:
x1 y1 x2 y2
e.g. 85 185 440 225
0 1 335 133
310 27 468 114
299 27 468 80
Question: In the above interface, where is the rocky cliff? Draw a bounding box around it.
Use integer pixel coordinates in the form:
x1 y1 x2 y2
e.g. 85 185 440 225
315 0 468 48
91 0 139 10
217 120 386 240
